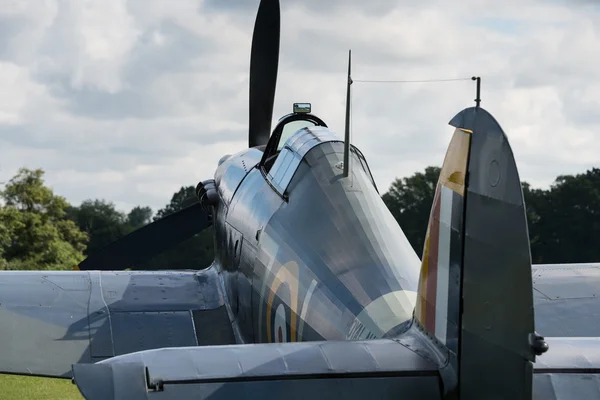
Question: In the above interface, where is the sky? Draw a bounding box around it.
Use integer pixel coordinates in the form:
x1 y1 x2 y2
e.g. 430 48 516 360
0 0 599 213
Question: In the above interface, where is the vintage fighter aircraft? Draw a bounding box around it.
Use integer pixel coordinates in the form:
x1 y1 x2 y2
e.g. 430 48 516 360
2 0 600 399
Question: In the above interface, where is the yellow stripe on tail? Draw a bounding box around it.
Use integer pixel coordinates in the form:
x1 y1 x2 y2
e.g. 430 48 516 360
415 128 471 342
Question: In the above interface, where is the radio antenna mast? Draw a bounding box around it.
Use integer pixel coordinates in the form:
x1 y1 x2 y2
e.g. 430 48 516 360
343 50 353 178
472 76 481 108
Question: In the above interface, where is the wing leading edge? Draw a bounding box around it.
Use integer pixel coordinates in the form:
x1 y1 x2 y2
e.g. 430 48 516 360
72 339 442 400
0 267 234 378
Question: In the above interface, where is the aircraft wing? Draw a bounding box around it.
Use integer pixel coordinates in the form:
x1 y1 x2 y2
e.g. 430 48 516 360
533 262 600 337
0 267 235 378
72 339 443 400
69 337 600 400
534 337 600 400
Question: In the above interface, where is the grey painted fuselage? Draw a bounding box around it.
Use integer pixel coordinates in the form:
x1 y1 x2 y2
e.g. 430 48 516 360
213 117 421 345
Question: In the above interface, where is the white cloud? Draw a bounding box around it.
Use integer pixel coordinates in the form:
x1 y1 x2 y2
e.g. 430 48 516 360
0 0 598 212
0 62 48 124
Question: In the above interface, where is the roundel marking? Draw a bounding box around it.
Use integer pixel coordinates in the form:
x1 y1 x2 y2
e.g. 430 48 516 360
269 281 292 344
266 261 299 343
489 159 501 187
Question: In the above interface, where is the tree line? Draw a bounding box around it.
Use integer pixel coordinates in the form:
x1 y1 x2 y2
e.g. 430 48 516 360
0 168 213 270
382 166 600 264
1 166 598 270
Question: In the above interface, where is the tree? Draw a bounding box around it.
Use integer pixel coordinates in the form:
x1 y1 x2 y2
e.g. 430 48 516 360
535 168 600 263
153 186 197 221
382 166 440 255
522 182 549 263
127 206 153 229
0 168 87 270
0 207 17 270
67 199 130 255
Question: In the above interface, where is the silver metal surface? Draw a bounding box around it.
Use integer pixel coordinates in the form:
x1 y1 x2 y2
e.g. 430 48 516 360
533 338 600 399
534 373 600 400
214 147 263 207
534 337 600 370
533 263 600 336
73 339 441 399
0 268 232 377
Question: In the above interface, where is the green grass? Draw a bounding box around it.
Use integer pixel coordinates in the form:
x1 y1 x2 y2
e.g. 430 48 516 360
0 374 83 400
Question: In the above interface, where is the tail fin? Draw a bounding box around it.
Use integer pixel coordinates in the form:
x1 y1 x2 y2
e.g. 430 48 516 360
415 107 547 399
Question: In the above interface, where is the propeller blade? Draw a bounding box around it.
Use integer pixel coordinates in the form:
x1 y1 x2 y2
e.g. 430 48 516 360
248 0 280 148
77 202 211 271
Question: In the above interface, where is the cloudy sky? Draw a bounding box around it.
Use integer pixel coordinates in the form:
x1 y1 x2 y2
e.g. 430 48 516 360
0 0 598 213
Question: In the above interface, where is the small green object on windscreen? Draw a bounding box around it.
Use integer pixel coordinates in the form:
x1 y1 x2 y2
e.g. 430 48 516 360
293 103 311 113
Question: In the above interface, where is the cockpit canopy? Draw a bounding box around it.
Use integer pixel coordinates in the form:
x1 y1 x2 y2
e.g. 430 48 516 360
261 112 328 173
257 108 378 199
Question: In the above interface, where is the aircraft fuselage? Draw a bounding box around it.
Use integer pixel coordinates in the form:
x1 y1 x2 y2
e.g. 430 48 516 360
212 115 422 345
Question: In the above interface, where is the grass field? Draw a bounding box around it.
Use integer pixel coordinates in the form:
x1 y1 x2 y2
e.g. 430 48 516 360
0 374 83 400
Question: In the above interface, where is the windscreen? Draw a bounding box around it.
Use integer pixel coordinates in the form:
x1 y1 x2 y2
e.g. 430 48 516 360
277 120 317 151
